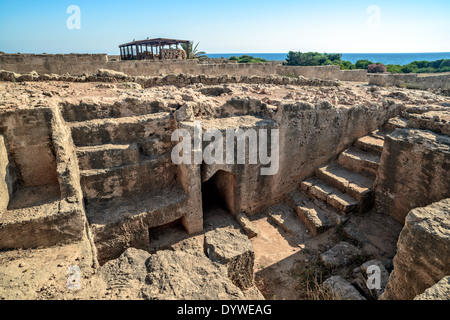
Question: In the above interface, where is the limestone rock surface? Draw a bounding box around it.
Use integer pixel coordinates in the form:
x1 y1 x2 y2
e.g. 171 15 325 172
381 199 450 300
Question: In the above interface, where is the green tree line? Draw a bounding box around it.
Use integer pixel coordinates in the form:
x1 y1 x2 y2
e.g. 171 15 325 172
283 51 450 73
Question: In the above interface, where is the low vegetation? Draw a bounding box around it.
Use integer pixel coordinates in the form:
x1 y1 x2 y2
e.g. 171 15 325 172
283 51 450 74
385 59 450 73
228 55 269 63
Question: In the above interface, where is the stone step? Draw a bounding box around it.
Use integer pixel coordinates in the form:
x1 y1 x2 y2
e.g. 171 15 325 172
236 212 260 239
85 185 188 264
69 113 173 157
79 154 176 201
300 177 358 213
369 129 389 141
285 190 335 235
406 111 450 136
337 147 380 176
354 135 384 155
383 116 408 133
76 143 141 171
310 196 349 226
61 99 166 123
85 185 188 227
265 203 309 241
315 163 374 213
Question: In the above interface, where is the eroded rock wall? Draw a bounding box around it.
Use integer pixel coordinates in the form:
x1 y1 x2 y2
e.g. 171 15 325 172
212 99 401 215
0 104 88 249
0 108 58 188
374 128 450 223
0 134 14 211
381 198 450 300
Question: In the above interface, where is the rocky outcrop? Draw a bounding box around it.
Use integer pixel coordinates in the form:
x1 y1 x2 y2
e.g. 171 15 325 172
381 199 450 300
99 235 264 300
204 227 255 290
320 242 363 268
142 249 246 300
99 247 150 297
99 247 258 300
97 69 128 80
414 276 450 300
374 127 450 223
0 69 340 88
407 109 450 136
323 276 366 300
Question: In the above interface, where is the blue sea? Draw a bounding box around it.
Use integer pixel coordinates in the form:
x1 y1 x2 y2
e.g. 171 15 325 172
206 52 450 65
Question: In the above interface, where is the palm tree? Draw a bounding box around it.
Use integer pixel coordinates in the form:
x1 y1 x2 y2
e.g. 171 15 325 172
181 41 207 59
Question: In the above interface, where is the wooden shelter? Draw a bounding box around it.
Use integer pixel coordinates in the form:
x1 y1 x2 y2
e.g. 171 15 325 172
119 38 190 60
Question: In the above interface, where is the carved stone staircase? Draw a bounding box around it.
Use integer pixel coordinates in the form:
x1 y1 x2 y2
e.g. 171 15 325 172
284 116 407 235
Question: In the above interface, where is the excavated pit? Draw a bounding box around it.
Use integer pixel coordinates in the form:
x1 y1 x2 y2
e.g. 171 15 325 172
0 109 61 211
0 77 449 300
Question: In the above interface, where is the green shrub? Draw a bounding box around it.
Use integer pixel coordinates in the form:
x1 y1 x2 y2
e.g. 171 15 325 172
339 60 355 70
410 60 430 69
439 59 450 68
386 64 402 73
228 55 269 63
355 59 373 69
401 65 414 73
284 51 344 66
415 67 436 73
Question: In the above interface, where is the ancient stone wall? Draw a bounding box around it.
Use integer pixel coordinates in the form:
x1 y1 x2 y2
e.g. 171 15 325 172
2 54 450 89
105 60 199 77
368 73 450 90
276 65 341 80
338 69 368 82
0 54 108 75
0 54 367 82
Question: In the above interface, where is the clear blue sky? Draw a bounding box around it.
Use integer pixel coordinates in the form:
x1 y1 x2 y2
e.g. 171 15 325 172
0 0 449 54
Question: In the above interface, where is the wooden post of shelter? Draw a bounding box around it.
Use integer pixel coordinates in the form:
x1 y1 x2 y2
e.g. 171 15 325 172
159 40 162 60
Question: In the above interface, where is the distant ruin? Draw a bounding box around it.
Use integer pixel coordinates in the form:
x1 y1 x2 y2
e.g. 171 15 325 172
0 57 449 300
